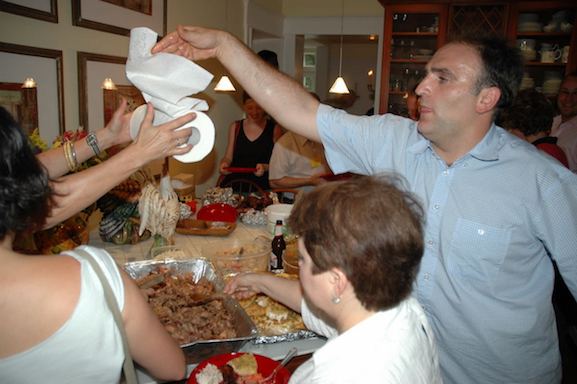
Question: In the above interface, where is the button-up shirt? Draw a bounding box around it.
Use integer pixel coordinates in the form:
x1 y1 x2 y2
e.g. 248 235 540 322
317 103 577 384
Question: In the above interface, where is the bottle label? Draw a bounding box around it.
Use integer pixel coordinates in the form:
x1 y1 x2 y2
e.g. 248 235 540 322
270 249 284 270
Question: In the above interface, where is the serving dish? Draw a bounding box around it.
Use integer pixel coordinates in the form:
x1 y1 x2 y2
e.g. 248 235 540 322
149 244 192 260
202 239 271 278
197 203 239 223
176 218 236 237
188 352 290 384
123 258 258 364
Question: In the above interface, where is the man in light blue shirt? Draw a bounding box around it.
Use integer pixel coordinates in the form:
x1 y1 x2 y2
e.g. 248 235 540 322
155 28 577 384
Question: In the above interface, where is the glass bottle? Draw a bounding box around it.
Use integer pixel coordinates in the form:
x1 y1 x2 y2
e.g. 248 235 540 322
270 220 286 270
403 68 411 92
408 40 415 60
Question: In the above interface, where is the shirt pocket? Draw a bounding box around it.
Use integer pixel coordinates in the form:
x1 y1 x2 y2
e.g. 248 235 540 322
448 219 511 285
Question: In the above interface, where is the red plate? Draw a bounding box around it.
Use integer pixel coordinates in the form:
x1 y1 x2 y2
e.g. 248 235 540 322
188 352 291 384
197 203 238 223
320 172 353 182
225 167 258 173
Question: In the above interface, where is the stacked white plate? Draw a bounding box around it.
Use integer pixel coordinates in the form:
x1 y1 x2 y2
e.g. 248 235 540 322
520 76 535 90
518 13 542 32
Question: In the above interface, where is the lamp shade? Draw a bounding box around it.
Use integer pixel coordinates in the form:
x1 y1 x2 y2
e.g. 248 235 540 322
329 76 350 94
214 75 236 92
101 78 117 90
22 78 37 88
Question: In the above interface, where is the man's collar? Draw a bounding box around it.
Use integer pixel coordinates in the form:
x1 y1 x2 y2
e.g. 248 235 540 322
408 123 501 162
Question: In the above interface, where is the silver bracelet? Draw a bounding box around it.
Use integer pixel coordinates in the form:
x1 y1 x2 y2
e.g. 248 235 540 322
86 133 101 156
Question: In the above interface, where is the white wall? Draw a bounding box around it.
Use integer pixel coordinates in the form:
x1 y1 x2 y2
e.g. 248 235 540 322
0 0 246 197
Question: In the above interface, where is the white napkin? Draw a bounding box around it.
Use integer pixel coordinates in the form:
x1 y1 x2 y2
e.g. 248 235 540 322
126 27 215 163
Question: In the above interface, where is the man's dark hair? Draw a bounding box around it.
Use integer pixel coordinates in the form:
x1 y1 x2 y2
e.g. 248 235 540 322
257 50 279 69
449 33 523 120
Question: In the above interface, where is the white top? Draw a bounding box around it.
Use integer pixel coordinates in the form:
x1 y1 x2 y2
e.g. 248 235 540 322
551 114 577 172
269 131 327 193
289 297 443 384
0 246 125 383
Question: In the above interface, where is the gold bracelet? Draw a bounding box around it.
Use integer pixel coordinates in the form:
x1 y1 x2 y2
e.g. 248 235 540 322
69 141 78 169
63 140 78 172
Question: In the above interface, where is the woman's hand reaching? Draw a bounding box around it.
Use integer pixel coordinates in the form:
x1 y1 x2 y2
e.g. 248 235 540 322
129 102 194 165
223 273 264 300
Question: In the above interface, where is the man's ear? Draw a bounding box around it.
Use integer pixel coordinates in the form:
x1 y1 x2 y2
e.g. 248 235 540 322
476 86 501 115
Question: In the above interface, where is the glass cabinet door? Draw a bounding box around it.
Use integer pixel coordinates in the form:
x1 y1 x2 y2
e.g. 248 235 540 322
508 1 576 100
379 4 448 115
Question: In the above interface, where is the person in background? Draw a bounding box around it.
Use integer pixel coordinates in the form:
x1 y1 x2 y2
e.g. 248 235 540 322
405 85 420 121
257 49 279 69
550 71 577 172
269 92 329 194
500 88 568 167
218 91 283 191
323 89 359 111
225 175 442 383
154 27 577 384
36 99 193 228
0 107 186 383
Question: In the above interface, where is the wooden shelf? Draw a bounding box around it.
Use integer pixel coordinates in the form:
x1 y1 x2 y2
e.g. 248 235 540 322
379 1 577 114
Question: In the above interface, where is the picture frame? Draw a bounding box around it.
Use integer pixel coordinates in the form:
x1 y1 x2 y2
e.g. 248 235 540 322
0 0 58 23
72 0 166 37
77 51 145 133
0 42 65 141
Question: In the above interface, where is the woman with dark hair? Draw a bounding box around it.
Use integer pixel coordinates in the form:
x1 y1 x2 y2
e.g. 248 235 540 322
0 107 186 383
218 91 282 191
224 175 442 383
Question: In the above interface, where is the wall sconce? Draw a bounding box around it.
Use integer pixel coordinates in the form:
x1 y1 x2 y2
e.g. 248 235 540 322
367 70 375 100
22 78 37 88
101 78 117 90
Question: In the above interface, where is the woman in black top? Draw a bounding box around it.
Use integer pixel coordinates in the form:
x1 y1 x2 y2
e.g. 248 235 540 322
219 92 282 190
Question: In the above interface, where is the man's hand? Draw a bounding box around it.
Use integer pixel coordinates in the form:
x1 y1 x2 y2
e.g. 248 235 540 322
152 25 226 62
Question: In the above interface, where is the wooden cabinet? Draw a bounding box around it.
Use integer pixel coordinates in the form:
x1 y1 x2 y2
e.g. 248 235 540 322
378 1 577 114
379 4 448 115
508 2 576 99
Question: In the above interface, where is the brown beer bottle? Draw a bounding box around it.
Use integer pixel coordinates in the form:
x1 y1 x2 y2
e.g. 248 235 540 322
270 220 286 270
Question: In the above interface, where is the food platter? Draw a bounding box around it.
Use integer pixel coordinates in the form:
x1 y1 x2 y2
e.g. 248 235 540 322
123 259 258 364
176 218 236 237
188 352 290 384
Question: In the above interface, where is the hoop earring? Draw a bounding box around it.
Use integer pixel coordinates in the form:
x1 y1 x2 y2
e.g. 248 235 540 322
331 295 341 304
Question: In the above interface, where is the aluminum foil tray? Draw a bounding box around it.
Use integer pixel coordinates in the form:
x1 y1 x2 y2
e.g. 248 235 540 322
252 330 320 344
123 258 258 364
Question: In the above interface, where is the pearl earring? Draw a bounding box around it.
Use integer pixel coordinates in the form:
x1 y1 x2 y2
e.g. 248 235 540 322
331 295 341 304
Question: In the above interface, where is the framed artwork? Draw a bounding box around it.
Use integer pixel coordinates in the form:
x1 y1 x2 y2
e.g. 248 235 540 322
77 52 145 133
72 0 166 36
0 42 65 141
0 0 58 23
0 82 38 136
102 84 145 126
